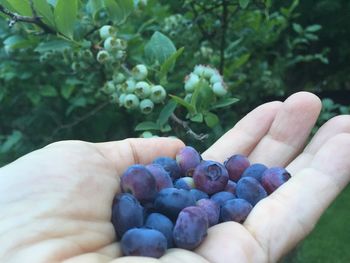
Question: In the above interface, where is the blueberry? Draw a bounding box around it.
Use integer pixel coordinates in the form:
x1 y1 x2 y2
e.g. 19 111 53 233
176 146 201 176
120 164 157 203
153 157 182 180
197 198 220 226
221 198 253 223
210 191 236 207
190 189 209 201
146 164 173 191
241 163 268 182
145 213 174 248
224 180 237 195
224 154 250 182
121 228 167 258
154 188 196 220
193 160 229 195
236 177 267 206
174 177 195 190
173 206 208 250
261 167 291 194
111 193 144 239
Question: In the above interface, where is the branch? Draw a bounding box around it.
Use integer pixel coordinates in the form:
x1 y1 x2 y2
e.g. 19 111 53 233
0 3 54 33
51 101 109 138
170 113 209 141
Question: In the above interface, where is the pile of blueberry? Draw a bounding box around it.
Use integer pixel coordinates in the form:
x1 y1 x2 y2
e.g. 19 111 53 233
111 146 291 258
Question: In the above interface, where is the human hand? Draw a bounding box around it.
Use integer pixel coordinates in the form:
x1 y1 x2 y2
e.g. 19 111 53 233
0 92 349 263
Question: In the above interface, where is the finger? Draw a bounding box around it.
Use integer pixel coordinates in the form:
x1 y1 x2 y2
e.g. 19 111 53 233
244 133 350 262
287 115 350 174
202 101 283 162
248 92 321 166
195 222 266 263
95 138 185 175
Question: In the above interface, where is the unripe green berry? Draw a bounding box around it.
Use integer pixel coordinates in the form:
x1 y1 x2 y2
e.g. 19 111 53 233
125 79 136 93
210 73 222 84
203 66 216 79
150 85 166 103
104 81 116 94
193 65 206 77
132 64 148 80
124 94 140 109
115 50 126 59
104 37 117 51
135 81 151 99
212 82 227 97
114 38 128 50
140 131 153 138
184 73 199 92
139 99 154 114
113 72 126 84
96 50 110 64
118 93 127 106
99 25 116 39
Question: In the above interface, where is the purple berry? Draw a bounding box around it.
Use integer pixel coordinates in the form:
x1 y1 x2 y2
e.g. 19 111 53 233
261 167 291 194
224 180 237 195
174 177 195 190
221 198 253 223
193 160 229 195
111 193 144 239
224 154 250 182
236 177 267 206
176 146 201 176
197 198 220 226
241 163 268 182
153 157 182 180
173 206 208 250
146 163 174 191
210 191 236 207
154 188 196 220
121 228 167 258
120 164 157 203
145 213 174 248
190 189 209 201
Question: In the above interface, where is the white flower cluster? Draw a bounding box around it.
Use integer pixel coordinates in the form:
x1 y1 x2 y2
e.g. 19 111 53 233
104 65 166 114
184 65 228 98
96 25 127 64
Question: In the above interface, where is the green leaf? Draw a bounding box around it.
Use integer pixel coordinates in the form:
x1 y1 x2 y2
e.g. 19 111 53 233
204 112 219 128
33 0 55 27
170 95 195 114
159 100 177 126
34 39 71 53
230 53 250 72
194 80 214 111
26 91 41 105
40 85 57 97
54 0 78 39
135 121 160 131
88 0 105 17
211 98 239 110
239 0 250 9
159 47 184 83
292 23 303 34
145 31 176 65
306 24 322 32
61 85 75 99
190 113 203 123
5 0 32 15
4 35 36 49
160 124 172 132
104 0 134 24
0 131 22 154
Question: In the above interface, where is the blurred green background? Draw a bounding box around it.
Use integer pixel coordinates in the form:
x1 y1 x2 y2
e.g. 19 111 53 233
0 0 349 262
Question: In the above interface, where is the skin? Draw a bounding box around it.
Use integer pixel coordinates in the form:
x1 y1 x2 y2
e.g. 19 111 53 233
0 91 349 263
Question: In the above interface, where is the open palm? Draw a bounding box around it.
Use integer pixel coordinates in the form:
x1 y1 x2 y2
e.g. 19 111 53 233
0 92 349 263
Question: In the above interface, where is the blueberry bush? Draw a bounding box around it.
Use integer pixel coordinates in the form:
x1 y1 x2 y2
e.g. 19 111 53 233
0 0 333 165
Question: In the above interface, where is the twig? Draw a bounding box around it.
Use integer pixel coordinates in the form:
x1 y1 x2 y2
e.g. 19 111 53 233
219 0 228 74
0 3 54 33
170 113 209 141
51 101 109 138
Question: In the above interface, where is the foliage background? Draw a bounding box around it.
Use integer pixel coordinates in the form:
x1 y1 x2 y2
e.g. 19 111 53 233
0 0 349 262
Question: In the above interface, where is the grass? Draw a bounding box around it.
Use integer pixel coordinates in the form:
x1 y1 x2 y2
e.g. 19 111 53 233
282 185 350 263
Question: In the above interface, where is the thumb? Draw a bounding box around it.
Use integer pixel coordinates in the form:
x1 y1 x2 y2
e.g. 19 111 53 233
94 137 185 175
